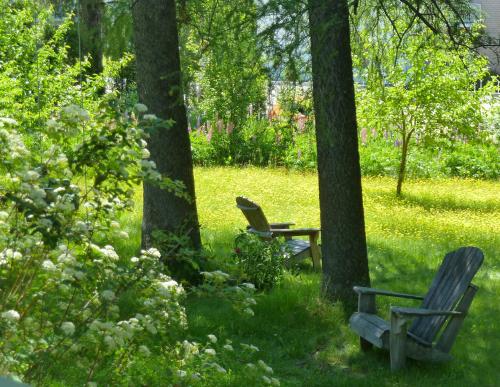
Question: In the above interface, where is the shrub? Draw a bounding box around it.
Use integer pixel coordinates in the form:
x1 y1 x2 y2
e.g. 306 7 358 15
0 104 278 385
442 142 499 179
0 103 187 382
233 232 286 290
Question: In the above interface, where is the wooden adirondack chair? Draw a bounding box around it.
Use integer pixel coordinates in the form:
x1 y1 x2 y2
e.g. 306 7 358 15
349 246 484 371
235 196 321 270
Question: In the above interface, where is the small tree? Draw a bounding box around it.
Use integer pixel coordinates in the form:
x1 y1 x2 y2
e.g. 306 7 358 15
357 30 493 195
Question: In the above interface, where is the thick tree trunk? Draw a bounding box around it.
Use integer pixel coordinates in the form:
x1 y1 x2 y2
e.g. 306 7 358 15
308 0 370 309
133 0 201 249
80 0 103 74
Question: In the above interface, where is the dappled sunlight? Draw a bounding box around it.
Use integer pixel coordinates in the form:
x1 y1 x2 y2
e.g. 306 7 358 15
187 167 499 385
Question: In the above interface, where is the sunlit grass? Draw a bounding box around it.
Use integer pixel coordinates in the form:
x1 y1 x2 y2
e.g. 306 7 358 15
119 167 499 386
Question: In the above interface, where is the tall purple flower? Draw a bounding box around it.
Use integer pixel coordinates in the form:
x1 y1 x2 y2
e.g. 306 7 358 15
296 113 306 132
360 128 368 145
206 128 213 142
216 119 224 133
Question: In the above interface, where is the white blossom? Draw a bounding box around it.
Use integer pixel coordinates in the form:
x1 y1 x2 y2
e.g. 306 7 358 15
117 231 129 239
258 360 273 374
61 321 75 336
157 280 180 297
141 148 150 159
57 252 76 265
1 310 20 322
100 245 119 260
204 348 216 356
101 290 116 301
146 248 161 258
134 103 148 113
0 117 18 126
24 170 40 182
42 260 57 271
207 334 217 343
61 104 89 121
143 114 157 121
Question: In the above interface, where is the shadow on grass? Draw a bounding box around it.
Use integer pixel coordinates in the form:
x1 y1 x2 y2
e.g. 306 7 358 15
370 190 499 213
185 240 500 386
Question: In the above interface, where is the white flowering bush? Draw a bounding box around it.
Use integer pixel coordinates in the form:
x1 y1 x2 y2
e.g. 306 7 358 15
0 105 186 382
0 106 279 386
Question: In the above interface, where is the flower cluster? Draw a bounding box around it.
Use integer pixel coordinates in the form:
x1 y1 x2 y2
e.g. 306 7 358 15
0 109 187 382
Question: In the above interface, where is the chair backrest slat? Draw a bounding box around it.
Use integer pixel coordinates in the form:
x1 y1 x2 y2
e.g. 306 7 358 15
236 196 271 234
409 247 484 344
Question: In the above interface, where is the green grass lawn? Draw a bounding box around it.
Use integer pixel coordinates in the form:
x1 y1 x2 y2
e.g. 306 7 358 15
120 167 499 386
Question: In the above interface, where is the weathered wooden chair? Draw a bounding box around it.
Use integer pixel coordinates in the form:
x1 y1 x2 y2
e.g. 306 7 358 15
235 196 321 270
349 246 484 371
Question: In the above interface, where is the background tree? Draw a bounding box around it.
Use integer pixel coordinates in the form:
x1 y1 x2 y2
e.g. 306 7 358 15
180 0 267 162
79 0 104 74
353 7 494 195
132 0 201 249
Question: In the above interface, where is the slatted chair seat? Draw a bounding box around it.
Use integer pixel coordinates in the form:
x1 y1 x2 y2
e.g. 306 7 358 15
349 246 484 371
236 196 321 269
350 312 433 349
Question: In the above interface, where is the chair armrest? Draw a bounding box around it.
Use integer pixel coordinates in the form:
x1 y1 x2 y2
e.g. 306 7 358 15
247 228 273 238
271 228 320 237
391 307 462 317
270 222 295 229
353 286 424 300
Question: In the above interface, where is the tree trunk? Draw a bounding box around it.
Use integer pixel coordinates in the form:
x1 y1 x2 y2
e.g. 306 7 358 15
308 0 370 310
133 0 201 249
396 135 410 196
80 0 103 74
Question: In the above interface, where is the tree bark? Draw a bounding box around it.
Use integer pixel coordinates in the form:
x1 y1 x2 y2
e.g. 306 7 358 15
396 134 410 196
80 0 103 74
133 0 201 249
308 0 370 310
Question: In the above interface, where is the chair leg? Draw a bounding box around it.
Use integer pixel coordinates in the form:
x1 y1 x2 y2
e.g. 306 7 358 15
390 312 407 371
358 293 376 351
309 233 321 271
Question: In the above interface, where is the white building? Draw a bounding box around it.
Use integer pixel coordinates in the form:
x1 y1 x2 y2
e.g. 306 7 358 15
472 1 500 74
